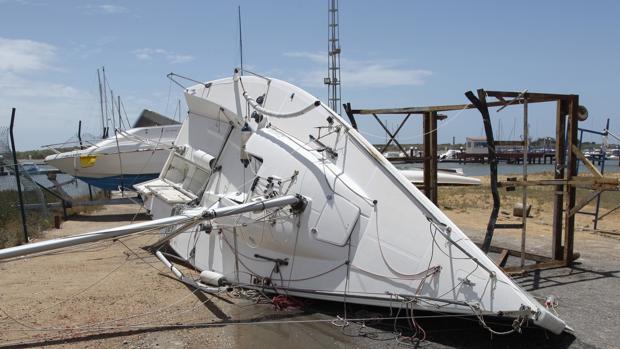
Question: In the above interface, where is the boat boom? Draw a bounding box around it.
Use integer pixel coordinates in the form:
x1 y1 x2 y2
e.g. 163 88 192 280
0 194 306 261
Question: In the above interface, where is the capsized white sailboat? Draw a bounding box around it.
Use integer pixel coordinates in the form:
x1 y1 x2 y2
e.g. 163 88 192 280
44 111 181 191
136 71 567 334
0 70 568 336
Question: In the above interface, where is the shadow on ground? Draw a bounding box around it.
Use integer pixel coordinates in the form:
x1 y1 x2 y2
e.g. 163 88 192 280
68 212 150 223
513 263 620 292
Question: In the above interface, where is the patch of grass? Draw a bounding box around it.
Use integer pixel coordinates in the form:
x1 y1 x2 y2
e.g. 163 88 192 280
0 190 105 249
0 190 52 248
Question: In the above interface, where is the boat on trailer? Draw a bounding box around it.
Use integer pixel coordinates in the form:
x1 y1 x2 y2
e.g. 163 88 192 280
0 70 568 336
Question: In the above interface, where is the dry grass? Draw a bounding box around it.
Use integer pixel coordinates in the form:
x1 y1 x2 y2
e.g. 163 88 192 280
438 171 620 234
0 190 105 248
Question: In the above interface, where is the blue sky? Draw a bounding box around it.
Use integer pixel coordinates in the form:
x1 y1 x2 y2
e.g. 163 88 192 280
1 0 618 150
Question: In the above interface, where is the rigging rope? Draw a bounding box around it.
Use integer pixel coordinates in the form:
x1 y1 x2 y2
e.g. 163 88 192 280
237 76 321 118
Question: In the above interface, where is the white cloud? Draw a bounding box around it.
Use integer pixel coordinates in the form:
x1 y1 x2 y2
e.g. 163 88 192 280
285 51 432 88
0 73 87 99
80 4 127 15
0 71 97 149
284 51 326 64
98 4 126 14
344 63 432 87
0 38 95 149
169 54 194 64
0 0 39 4
0 37 56 72
132 48 194 64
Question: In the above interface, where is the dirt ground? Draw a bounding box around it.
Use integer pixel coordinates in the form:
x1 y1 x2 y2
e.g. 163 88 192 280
439 172 620 238
0 172 619 349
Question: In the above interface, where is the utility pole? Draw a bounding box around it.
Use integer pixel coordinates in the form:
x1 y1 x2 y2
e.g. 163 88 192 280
238 5 244 75
324 0 342 115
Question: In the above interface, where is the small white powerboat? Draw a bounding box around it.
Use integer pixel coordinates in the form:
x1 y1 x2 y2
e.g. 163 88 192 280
400 168 481 186
44 111 180 191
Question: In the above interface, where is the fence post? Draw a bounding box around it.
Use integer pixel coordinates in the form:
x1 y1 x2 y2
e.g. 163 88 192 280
9 108 29 243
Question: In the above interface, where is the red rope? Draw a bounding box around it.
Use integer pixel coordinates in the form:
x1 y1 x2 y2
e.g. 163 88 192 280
271 295 303 310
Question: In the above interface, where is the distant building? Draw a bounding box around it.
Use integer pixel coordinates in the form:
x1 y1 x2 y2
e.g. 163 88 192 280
465 137 488 154
466 136 525 154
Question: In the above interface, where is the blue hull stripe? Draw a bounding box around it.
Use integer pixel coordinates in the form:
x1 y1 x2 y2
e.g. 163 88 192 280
76 174 159 191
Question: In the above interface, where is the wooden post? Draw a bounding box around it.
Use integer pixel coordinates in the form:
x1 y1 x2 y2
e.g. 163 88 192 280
343 103 358 130
521 96 528 268
552 100 567 260
563 95 579 263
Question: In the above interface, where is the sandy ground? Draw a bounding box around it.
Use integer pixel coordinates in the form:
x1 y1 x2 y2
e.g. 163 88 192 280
1 173 619 349
0 205 363 349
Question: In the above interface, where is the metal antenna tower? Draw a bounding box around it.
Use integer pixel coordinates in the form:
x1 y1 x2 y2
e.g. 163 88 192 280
324 0 341 115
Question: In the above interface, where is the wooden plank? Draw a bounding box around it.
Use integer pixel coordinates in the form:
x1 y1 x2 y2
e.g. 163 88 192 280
496 249 510 267
479 244 549 262
571 144 603 178
373 113 395 154
342 102 358 130
498 177 618 189
350 90 571 117
495 223 524 229
350 99 539 115
598 202 620 220
485 91 572 101
354 105 472 114
373 113 411 157
570 176 618 185
568 189 602 217
502 259 568 274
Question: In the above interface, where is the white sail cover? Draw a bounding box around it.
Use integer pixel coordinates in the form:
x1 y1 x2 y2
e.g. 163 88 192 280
141 72 567 334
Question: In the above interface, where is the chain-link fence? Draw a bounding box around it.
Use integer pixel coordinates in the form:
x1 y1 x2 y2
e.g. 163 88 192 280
0 126 52 248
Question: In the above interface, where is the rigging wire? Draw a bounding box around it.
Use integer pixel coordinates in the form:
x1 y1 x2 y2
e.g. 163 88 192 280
165 77 173 116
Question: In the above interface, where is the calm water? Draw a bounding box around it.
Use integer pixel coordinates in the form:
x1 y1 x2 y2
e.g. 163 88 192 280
0 173 97 197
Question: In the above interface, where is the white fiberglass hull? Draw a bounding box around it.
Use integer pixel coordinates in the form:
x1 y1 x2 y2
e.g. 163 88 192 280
45 125 179 190
138 73 567 335
400 169 481 186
